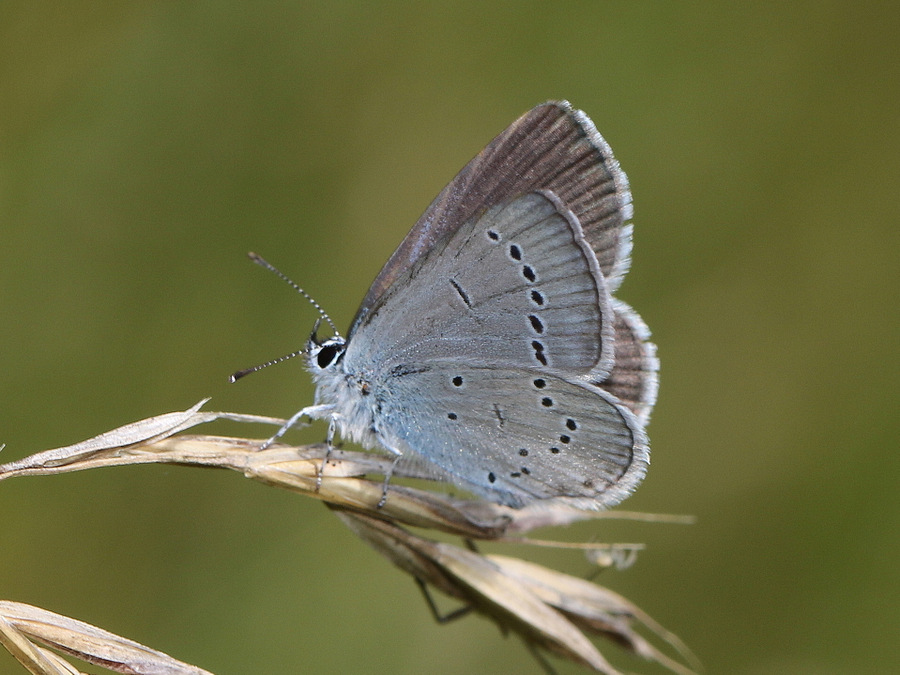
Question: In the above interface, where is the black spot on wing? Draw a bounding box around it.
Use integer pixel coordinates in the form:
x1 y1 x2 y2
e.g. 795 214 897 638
389 364 431 377
449 278 472 308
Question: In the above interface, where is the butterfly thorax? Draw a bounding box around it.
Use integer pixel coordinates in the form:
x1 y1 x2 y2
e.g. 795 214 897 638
306 335 384 452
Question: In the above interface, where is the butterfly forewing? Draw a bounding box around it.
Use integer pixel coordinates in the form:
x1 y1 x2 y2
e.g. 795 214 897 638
350 101 634 335
344 192 615 380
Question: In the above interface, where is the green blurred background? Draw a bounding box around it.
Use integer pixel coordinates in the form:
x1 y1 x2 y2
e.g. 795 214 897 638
1 3 897 674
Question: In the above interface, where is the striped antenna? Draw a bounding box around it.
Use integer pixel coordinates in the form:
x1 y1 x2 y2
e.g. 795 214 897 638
229 252 339 384
246 251 339 337
229 348 306 383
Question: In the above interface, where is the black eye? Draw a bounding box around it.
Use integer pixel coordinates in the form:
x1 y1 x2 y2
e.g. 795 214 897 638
317 344 340 368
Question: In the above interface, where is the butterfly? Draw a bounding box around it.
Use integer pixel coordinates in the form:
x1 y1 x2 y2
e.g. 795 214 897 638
238 101 657 510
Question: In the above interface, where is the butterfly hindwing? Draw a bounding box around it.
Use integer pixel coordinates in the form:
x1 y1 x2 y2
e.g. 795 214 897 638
370 362 648 509
595 299 659 427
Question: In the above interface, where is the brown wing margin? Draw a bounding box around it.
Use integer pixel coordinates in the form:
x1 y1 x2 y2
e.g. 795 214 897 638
595 299 659 427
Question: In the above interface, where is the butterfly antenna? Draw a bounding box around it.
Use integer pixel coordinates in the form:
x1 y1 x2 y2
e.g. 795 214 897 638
229 348 307 383
246 251 340 336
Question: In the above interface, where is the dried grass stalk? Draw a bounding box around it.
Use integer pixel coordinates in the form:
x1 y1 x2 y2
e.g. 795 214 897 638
0 401 697 674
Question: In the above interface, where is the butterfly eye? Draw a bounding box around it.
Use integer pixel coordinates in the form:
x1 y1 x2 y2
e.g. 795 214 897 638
316 343 341 369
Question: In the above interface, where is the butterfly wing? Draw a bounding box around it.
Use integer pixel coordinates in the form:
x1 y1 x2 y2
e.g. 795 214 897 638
326 104 656 508
350 101 634 336
343 191 615 382
370 363 648 509
596 299 659 427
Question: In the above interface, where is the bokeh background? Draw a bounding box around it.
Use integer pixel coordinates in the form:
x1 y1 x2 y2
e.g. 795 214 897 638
1 3 897 674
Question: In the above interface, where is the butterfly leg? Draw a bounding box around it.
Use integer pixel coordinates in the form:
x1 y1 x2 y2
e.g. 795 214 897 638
315 412 340 492
376 452 404 508
260 404 334 450
414 578 473 624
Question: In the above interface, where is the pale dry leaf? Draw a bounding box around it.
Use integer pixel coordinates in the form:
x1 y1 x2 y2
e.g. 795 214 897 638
487 555 700 674
0 613 73 675
0 400 284 478
0 601 213 675
333 508 695 675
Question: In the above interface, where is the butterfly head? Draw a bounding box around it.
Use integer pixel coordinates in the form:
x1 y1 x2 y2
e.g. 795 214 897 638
306 318 346 373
